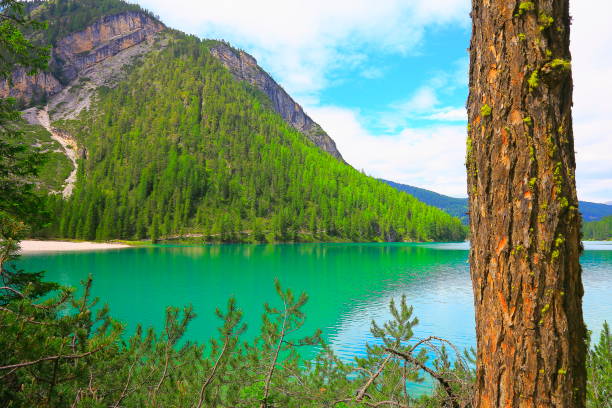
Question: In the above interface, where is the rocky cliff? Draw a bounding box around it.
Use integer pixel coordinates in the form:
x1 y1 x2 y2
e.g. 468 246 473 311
0 68 62 102
210 44 344 161
4 9 345 161
53 12 164 83
0 11 164 102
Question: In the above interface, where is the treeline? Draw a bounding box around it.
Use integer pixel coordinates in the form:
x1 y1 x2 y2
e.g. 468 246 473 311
39 35 466 243
583 215 612 241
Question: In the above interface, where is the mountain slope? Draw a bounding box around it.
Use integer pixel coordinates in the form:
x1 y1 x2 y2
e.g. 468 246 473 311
6 0 466 243
38 34 465 242
383 179 612 225
3 1 342 160
577 201 612 222
209 43 343 160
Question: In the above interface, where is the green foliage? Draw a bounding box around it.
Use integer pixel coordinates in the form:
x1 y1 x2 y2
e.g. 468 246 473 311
235 280 324 407
516 1 535 16
19 123 72 191
538 12 554 30
528 177 537 189
0 0 50 228
549 58 571 71
528 69 539 90
0 213 58 304
2 244 609 408
0 267 476 407
0 276 123 406
37 150 72 191
480 104 492 117
0 116 48 224
586 322 612 407
382 180 469 224
38 34 465 243
0 0 50 80
583 215 612 241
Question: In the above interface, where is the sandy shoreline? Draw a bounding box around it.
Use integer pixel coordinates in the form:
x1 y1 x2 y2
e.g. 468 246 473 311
19 240 130 254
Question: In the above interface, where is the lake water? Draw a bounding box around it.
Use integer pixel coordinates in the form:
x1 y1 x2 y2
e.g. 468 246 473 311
17 242 612 392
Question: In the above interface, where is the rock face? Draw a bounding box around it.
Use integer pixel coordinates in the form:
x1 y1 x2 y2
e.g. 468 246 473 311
0 68 62 101
210 43 344 161
0 11 164 102
46 36 166 122
53 12 164 83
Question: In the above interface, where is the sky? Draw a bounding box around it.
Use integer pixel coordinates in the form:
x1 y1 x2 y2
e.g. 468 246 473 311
134 0 611 203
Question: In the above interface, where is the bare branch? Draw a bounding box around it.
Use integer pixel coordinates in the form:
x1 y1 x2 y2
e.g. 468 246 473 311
195 339 229 408
355 355 392 401
0 345 106 371
385 347 459 408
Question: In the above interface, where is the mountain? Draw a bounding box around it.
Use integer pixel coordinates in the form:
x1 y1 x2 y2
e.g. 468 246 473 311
381 180 469 223
3 1 342 161
578 201 612 222
4 0 466 243
382 179 612 225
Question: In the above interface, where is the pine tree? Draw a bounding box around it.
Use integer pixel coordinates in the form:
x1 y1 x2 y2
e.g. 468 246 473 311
467 0 586 405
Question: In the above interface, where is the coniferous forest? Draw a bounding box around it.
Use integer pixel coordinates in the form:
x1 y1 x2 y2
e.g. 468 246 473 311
37 33 466 243
583 215 612 241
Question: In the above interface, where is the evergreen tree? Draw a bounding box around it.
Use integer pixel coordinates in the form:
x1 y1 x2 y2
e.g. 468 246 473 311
467 0 586 406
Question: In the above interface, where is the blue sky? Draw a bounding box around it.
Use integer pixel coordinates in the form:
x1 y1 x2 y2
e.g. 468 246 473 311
318 26 468 121
135 0 611 203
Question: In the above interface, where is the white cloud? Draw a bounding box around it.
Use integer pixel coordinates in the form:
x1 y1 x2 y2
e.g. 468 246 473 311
360 67 385 79
372 59 468 132
423 108 467 122
136 0 470 97
365 81 462 140
393 87 439 114
308 105 468 197
570 0 612 203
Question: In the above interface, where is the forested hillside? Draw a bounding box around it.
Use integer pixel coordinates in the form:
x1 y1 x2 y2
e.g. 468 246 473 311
583 216 612 241
37 33 466 243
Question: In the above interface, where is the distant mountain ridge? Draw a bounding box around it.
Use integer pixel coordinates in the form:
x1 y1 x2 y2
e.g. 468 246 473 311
382 179 612 224
381 180 469 223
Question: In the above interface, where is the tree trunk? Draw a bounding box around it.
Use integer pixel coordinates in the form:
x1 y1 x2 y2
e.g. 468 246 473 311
467 1 586 407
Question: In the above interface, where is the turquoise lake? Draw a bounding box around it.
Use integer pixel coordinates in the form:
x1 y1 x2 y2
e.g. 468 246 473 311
16 242 612 392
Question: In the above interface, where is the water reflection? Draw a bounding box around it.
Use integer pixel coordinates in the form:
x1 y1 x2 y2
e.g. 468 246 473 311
17 243 611 372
